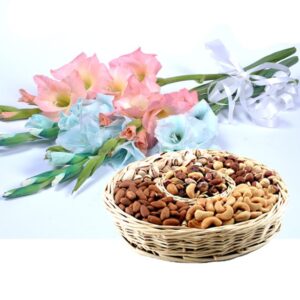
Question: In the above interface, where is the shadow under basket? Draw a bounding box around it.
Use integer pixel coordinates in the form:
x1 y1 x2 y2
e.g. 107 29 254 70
104 149 288 263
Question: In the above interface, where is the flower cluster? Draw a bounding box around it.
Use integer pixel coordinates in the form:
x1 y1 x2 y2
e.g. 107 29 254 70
21 49 217 162
1 41 298 199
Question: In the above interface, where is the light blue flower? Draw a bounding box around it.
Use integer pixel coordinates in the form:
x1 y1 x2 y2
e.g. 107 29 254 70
109 141 145 169
187 100 218 135
56 94 130 154
155 100 218 151
26 114 55 130
46 152 87 166
58 94 113 131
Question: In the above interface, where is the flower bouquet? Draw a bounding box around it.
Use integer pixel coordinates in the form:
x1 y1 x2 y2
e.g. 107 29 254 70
0 40 298 199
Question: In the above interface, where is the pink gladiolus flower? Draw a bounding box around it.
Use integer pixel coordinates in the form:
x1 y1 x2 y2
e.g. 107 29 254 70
110 48 161 92
103 66 132 97
19 89 36 104
142 88 198 144
51 53 111 98
33 75 86 117
113 76 162 118
120 125 137 140
134 129 148 154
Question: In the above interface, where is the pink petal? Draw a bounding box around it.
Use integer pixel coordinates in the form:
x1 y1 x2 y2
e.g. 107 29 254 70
134 129 149 153
110 48 162 92
51 53 88 80
119 125 137 140
18 89 36 104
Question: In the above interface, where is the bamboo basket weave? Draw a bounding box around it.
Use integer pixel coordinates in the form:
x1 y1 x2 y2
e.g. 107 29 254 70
104 150 288 263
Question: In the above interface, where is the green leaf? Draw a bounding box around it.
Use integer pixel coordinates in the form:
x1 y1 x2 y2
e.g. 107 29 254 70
72 138 120 193
72 154 105 192
244 47 296 71
3 160 87 199
46 145 70 153
126 118 142 129
0 132 39 146
3 180 52 199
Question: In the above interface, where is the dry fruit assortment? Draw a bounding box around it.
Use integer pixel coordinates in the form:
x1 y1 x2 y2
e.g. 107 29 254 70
113 152 280 229
163 165 228 198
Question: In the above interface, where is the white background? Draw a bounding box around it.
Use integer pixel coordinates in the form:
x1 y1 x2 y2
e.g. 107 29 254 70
0 0 300 299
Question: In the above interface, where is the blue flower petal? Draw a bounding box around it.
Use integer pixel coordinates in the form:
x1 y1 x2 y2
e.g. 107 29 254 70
155 101 218 152
109 141 145 169
26 114 55 130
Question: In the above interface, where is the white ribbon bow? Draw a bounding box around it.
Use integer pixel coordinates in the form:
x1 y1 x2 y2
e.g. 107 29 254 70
206 40 298 127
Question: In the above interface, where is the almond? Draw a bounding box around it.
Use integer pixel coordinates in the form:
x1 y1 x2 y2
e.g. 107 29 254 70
126 190 136 200
160 207 170 220
136 189 147 200
132 201 141 213
120 197 131 206
114 188 125 204
140 205 150 218
166 183 178 195
162 218 180 226
148 215 162 225
150 200 166 209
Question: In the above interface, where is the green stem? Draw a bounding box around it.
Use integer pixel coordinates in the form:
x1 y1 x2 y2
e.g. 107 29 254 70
157 73 225 86
157 47 297 87
3 160 88 199
0 126 59 146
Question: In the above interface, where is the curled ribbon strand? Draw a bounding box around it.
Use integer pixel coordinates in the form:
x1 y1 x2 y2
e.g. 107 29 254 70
206 40 298 127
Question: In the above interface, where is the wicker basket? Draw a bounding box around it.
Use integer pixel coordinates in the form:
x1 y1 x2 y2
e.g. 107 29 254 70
104 150 288 263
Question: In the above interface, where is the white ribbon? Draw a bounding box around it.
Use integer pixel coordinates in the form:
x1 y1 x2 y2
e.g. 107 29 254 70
206 40 298 127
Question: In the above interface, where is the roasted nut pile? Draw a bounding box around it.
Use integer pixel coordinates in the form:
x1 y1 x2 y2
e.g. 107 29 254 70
199 155 279 191
163 165 227 198
114 178 188 226
113 151 281 228
186 183 279 229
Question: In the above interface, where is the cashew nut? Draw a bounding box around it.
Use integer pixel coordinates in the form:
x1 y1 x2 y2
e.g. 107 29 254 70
224 196 236 206
234 184 252 197
267 194 278 205
201 216 222 229
249 186 260 196
188 219 202 228
186 183 196 198
245 199 260 211
223 218 235 225
232 190 242 198
260 204 273 213
216 205 234 221
197 198 207 208
186 205 202 221
251 197 267 207
215 200 226 213
194 210 214 221
250 211 263 219
205 199 215 212
234 211 251 222
233 202 250 212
